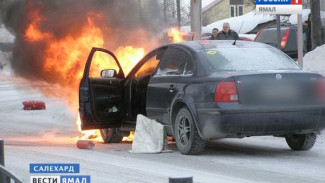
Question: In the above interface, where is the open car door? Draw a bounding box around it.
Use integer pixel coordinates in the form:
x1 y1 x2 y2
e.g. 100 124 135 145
79 47 125 130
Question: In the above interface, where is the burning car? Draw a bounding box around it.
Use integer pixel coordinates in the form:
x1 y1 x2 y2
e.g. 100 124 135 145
79 40 325 155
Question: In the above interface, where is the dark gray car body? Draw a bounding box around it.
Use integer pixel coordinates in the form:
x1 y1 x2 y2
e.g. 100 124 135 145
79 40 325 140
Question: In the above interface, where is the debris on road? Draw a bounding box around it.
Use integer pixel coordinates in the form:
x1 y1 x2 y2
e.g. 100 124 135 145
76 140 95 149
130 114 168 153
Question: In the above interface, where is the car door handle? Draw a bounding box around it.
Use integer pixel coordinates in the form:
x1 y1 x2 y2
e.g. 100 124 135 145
169 84 175 93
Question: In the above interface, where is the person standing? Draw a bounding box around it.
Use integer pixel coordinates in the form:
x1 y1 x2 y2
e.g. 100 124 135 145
208 28 219 40
303 13 312 52
217 22 240 40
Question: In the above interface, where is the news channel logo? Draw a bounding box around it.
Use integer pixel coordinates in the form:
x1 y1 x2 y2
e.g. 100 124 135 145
256 0 302 14
30 163 90 183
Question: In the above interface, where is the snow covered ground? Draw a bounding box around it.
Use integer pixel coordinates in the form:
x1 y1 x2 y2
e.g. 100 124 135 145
303 44 325 76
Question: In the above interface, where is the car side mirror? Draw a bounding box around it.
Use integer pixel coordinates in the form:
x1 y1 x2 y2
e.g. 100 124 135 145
101 69 117 78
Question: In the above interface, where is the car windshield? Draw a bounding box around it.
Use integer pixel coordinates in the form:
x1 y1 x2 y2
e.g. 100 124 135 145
200 47 300 71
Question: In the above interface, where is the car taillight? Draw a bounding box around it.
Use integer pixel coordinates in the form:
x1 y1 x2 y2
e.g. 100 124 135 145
281 29 290 49
316 79 325 101
215 82 238 102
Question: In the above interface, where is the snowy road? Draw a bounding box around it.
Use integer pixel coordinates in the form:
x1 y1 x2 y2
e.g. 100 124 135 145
1 75 324 183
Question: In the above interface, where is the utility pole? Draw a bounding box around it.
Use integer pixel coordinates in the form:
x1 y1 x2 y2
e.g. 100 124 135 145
176 0 181 27
1 139 10 183
164 0 168 25
310 0 322 49
190 0 202 40
276 15 281 49
297 14 303 68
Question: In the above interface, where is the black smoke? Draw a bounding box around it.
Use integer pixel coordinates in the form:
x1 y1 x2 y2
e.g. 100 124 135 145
0 0 165 83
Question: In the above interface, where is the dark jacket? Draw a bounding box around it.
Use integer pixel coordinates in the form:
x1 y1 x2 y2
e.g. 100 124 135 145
303 19 312 51
216 30 240 40
208 35 218 40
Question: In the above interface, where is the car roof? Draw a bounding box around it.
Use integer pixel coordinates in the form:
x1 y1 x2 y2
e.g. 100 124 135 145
174 40 272 50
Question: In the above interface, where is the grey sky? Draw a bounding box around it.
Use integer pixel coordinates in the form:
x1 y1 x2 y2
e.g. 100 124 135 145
182 0 216 8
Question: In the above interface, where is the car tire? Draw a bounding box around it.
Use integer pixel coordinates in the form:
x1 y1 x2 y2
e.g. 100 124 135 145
174 107 205 155
285 133 317 151
100 128 123 143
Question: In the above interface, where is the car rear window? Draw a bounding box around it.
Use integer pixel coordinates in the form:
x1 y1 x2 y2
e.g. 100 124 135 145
200 47 300 71
255 29 285 44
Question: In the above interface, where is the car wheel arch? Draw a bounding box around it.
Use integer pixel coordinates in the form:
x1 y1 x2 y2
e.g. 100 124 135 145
170 99 205 140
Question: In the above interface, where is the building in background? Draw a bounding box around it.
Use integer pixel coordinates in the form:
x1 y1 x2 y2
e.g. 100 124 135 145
202 0 254 26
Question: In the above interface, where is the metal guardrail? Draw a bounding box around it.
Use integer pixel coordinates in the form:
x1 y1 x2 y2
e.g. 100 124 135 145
0 164 23 183
0 140 23 183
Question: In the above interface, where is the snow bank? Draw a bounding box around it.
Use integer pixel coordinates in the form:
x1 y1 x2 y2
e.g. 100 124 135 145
303 44 325 76
204 11 274 34
130 115 165 153
181 11 274 34
289 9 325 25
0 24 15 43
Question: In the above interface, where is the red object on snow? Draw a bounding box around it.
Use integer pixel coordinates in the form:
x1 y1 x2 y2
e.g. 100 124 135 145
22 100 46 110
76 140 95 149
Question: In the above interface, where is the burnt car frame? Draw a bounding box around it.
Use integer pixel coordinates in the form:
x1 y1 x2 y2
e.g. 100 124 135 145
79 41 325 154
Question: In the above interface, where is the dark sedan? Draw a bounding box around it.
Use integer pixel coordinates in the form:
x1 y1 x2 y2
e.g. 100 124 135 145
79 40 325 155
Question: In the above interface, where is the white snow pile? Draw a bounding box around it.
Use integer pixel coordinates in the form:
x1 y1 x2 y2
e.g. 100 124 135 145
181 11 275 34
0 24 15 43
130 114 166 153
0 24 14 73
303 44 325 76
289 9 325 25
0 51 12 72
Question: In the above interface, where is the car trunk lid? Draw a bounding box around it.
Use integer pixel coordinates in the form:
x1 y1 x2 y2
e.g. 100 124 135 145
232 71 322 105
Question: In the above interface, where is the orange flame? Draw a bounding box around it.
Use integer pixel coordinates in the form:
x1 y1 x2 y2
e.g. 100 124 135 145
76 113 103 142
122 131 135 142
167 27 188 43
24 8 144 142
25 9 52 41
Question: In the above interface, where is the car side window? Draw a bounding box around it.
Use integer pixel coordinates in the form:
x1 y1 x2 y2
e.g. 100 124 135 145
135 49 165 78
184 59 194 75
156 47 189 76
89 51 120 78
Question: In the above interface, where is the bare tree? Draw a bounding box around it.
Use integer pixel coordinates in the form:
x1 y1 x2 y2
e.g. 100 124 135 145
244 0 256 7
164 0 168 25
162 0 190 26
310 0 322 49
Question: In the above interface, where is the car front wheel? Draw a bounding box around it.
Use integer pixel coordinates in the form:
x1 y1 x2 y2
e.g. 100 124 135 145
285 133 317 150
174 107 205 155
100 128 123 143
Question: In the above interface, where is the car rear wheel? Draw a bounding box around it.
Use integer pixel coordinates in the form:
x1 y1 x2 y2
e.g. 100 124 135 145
285 133 317 150
174 107 205 155
100 128 123 143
